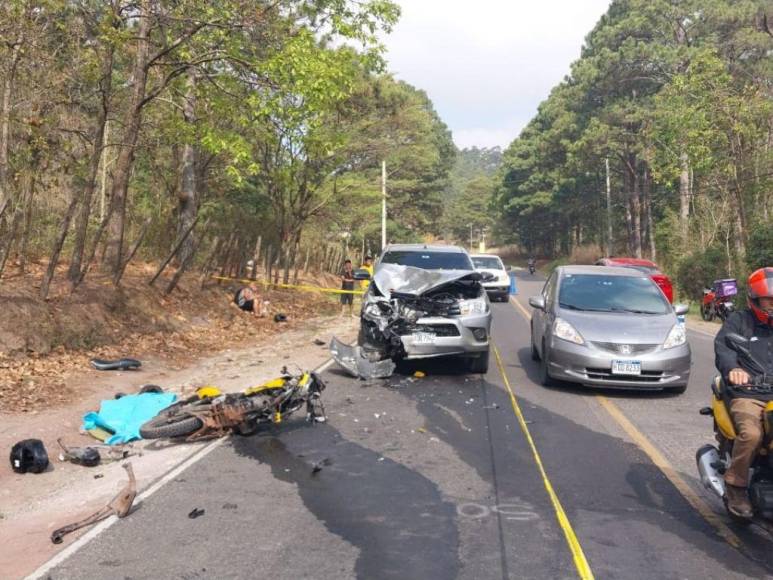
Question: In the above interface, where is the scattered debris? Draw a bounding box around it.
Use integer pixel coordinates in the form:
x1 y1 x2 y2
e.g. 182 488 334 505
378 457 385 462
222 503 238 510
313 339 326 346
311 458 332 475
483 404 500 410
417 427 427 434
188 508 206 519
139 384 164 394
413 371 426 378
10 439 49 474
57 439 100 467
90 358 142 371
51 463 136 544
94 474 104 479
274 313 288 323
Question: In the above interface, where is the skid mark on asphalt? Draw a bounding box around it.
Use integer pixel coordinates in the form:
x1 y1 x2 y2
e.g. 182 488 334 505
232 425 460 580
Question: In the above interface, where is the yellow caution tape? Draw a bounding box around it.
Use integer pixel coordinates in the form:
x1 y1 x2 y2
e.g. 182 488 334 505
211 275 365 296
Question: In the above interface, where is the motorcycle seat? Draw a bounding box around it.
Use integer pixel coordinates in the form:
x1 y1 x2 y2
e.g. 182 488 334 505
90 358 142 371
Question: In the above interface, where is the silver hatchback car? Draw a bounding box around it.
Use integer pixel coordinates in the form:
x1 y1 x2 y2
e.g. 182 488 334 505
529 265 691 393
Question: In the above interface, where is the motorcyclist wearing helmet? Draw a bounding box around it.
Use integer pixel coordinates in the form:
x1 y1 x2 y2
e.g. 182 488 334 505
714 267 773 518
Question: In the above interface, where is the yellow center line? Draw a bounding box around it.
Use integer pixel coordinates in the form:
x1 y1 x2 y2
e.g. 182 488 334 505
503 290 743 550
596 395 742 549
492 344 595 580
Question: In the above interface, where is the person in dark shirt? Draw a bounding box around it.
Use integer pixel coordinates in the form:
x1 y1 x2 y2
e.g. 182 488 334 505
714 267 773 518
340 259 356 317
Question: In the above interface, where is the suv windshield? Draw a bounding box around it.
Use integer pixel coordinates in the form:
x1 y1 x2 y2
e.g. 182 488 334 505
380 250 473 271
558 274 670 314
472 257 504 270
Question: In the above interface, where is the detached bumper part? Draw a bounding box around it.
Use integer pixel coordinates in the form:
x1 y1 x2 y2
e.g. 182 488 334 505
330 337 396 379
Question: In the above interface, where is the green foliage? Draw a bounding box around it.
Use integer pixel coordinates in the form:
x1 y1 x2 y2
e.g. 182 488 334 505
746 222 773 271
676 246 728 301
493 0 773 265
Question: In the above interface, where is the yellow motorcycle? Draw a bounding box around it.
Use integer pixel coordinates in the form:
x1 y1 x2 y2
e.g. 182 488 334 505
697 333 773 520
139 368 327 441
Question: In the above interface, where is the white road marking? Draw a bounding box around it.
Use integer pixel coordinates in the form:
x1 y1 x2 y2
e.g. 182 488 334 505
26 358 335 580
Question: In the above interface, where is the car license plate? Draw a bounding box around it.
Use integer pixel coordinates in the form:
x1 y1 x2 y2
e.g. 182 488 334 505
612 360 642 375
412 332 436 345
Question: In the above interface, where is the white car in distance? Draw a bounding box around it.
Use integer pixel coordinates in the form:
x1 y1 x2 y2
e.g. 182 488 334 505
471 254 510 302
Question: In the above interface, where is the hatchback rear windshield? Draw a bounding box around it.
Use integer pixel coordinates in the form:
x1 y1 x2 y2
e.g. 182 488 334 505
558 274 671 315
472 257 504 270
380 251 473 271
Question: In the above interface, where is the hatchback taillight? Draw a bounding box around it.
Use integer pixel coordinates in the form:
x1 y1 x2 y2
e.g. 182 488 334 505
651 274 673 303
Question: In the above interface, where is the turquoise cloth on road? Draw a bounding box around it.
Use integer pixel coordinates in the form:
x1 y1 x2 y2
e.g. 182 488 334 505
82 392 177 445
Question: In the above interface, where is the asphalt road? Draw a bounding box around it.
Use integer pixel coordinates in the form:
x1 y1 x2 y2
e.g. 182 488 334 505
43 273 773 580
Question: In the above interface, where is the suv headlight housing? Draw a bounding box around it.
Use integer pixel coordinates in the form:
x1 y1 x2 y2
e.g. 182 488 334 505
459 297 488 316
663 324 687 349
554 317 584 345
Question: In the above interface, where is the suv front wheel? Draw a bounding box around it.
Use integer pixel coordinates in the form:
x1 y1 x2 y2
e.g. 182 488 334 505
468 350 490 374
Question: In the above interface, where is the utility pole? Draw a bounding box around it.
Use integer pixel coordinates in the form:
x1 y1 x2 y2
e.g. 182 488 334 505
381 160 387 250
605 157 613 255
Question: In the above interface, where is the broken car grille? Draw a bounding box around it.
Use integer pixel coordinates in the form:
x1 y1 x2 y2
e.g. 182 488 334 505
398 324 461 337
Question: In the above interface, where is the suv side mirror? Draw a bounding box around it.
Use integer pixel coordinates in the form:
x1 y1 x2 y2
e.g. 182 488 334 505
353 268 371 281
528 296 546 311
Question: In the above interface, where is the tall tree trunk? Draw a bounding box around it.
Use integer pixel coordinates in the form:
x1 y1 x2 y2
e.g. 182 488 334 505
678 152 690 244
0 36 22 217
643 167 656 260
68 45 114 284
104 0 151 275
177 69 197 266
18 172 36 273
631 164 642 259
40 195 80 300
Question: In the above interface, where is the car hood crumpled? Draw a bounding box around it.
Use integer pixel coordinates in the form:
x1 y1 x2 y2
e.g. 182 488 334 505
372 264 481 298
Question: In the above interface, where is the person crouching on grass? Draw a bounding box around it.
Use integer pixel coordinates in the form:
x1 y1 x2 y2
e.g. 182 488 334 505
234 284 268 318
340 259 355 317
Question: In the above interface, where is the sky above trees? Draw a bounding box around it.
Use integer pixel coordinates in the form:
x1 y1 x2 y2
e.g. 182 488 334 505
383 0 612 148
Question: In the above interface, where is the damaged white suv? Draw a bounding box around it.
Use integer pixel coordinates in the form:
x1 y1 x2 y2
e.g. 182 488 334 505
331 244 493 378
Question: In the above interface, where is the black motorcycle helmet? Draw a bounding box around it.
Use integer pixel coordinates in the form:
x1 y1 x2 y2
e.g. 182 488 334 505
10 439 50 474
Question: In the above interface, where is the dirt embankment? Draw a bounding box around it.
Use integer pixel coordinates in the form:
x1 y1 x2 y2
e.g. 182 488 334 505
0 262 340 413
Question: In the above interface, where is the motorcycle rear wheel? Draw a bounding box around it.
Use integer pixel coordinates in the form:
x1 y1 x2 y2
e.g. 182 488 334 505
140 414 204 439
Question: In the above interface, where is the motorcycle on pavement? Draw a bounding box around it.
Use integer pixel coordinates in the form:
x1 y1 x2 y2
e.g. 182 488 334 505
701 278 737 322
696 333 773 521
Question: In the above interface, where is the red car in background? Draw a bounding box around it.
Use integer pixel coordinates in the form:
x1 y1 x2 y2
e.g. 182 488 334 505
595 257 674 303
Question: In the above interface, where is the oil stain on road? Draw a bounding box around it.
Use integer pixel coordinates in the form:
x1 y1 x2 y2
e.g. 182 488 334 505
232 424 460 580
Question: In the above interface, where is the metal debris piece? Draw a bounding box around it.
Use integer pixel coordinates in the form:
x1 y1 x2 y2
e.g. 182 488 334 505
51 463 136 544
329 337 396 379
311 458 332 475
57 439 100 467
188 508 206 519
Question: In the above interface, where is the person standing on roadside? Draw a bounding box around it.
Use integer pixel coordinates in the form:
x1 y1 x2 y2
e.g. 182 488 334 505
359 255 374 291
340 259 355 317
714 267 773 519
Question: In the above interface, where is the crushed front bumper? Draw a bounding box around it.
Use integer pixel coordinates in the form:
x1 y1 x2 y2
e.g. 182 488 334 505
400 313 491 359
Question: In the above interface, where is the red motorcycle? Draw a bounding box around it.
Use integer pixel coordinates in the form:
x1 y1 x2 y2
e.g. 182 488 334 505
701 278 737 322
